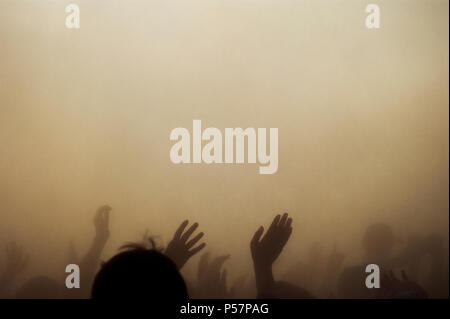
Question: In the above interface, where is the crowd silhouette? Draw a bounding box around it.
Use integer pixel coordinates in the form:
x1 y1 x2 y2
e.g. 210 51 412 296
0 205 448 300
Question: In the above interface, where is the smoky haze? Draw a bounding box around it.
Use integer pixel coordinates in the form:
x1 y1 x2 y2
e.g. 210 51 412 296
0 0 448 295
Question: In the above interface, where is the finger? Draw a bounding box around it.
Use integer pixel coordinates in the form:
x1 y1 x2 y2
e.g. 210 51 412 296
96 205 109 217
98 205 111 212
280 226 293 247
250 226 264 252
186 232 204 249
181 222 199 242
286 217 293 229
265 215 280 238
286 226 293 241
212 254 231 267
188 242 206 257
270 214 281 229
174 220 189 240
210 255 231 275
279 213 288 227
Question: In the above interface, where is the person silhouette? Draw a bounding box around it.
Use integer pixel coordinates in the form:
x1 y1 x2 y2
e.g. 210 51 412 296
91 219 205 301
91 248 188 300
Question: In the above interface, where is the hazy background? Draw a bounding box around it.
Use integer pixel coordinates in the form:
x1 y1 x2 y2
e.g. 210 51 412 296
0 0 448 289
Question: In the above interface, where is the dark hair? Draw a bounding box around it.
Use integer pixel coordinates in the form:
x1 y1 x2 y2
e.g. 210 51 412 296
91 248 188 300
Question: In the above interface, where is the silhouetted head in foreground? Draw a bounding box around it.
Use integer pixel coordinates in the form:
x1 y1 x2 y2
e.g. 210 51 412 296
91 247 188 300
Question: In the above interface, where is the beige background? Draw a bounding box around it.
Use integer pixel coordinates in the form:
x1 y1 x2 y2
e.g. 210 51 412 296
0 0 448 285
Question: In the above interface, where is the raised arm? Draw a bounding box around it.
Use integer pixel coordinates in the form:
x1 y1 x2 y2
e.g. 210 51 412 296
165 220 206 270
194 252 233 298
250 213 292 298
77 205 111 297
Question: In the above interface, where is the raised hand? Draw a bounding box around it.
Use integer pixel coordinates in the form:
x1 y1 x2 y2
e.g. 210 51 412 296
72 205 111 298
250 213 293 298
4 241 29 277
251 213 293 268
94 205 111 243
195 252 232 298
165 220 206 269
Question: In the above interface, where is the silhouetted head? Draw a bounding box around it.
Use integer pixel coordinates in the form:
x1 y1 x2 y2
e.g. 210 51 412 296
91 247 188 300
16 276 64 299
363 223 396 258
